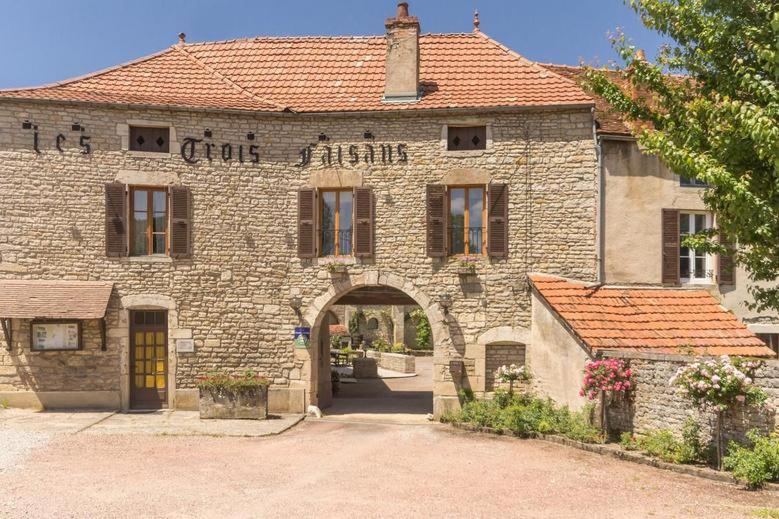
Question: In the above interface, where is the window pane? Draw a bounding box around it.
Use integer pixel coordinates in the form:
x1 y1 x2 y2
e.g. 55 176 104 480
694 214 706 233
338 192 352 255
450 189 465 254
153 214 166 233
321 192 336 256
694 256 706 279
468 188 484 254
339 192 353 230
680 256 690 279
679 214 689 235
153 234 165 254
134 190 148 211
133 213 148 255
152 191 166 213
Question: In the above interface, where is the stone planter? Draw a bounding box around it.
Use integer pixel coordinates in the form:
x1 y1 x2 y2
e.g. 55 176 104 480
326 265 349 275
199 385 269 420
456 266 477 276
353 357 378 379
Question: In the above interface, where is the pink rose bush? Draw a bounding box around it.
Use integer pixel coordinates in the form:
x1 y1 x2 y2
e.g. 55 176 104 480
670 355 768 412
580 359 633 400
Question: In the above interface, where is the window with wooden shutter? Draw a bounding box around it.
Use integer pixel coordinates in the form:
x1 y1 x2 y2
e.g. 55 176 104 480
487 183 508 257
353 187 374 258
426 185 447 257
169 186 191 258
298 188 317 258
661 208 680 284
718 232 736 286
105 183 128 257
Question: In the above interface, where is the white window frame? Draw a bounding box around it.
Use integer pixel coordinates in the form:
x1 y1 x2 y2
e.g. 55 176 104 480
680 211 713 284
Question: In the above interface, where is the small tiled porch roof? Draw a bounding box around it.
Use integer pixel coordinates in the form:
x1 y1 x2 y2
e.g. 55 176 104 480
0 280 113 319
529 274 775 358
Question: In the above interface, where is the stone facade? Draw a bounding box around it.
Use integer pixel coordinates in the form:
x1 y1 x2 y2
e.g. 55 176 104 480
0 100 597 414
603 351 779 445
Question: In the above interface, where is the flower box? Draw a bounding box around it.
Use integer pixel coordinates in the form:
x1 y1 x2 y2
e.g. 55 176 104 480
197 372 270 420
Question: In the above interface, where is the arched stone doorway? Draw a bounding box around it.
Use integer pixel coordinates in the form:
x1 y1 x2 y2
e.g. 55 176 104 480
302 271 452 414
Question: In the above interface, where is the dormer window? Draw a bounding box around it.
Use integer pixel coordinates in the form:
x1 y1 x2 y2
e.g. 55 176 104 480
129 126 170 153
447 126 487 151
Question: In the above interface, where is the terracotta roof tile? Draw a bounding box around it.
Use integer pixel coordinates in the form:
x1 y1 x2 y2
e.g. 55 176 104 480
529 274 775 358
0 33 591 113
0 280 113 319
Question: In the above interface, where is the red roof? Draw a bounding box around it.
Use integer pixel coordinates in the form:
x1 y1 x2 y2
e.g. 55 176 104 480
540 64 632 136
529 274 775 357
0 32 591 113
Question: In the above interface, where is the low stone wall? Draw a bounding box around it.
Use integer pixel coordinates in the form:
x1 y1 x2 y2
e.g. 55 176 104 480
364 350 415 373
602 351 779 445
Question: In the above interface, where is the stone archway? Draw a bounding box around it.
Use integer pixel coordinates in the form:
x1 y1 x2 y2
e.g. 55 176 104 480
302 270 453 414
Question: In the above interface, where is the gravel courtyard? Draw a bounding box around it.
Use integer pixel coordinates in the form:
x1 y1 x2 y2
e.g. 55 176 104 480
1 417 777 518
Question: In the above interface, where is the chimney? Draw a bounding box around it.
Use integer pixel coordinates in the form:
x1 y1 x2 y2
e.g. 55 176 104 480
383 2 420 102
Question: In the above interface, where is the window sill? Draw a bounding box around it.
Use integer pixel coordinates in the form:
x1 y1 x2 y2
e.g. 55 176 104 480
317 257 356 266
120 256 174 264
443 150 489 158
126 150 172 159
680 280 715 287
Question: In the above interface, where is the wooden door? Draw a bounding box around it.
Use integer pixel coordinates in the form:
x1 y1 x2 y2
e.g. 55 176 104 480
130 310 168 409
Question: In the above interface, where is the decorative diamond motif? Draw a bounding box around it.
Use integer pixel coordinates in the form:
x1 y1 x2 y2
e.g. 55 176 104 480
156 137 165 147
472 135 481 146
452 136 461 147
135 136 145 146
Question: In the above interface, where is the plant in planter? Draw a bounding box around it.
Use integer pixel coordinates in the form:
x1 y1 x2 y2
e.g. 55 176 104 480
197 370 270 420
670 355 769 470
323 258 351 274
456 255 480 275
495 364 531 395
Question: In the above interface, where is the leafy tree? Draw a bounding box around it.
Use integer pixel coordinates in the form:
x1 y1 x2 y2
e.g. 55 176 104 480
586 1 779 312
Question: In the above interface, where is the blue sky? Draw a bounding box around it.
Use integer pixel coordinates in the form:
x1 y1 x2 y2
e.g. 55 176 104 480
0 0 666 89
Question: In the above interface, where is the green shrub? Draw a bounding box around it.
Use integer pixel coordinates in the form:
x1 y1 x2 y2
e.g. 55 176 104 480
390 342 406 353
371 337 391 352
450 393 602 443
458 388 475 403
723 430 779 489
628 420 707 465
620 432 637 450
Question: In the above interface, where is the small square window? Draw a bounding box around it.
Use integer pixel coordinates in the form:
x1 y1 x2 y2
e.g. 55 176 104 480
680 176 707 187
129 126 170 153
447 126 486 151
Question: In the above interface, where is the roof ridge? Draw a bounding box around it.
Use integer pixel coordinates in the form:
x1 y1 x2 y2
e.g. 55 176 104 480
0 47 175 94
172 45 289 112
180 32 476 47
474 32 593 102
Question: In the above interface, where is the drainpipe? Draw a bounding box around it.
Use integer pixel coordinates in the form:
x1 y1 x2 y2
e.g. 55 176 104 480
592 107 605 283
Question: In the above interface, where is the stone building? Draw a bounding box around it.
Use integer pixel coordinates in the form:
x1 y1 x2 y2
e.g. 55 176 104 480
0 4 597 415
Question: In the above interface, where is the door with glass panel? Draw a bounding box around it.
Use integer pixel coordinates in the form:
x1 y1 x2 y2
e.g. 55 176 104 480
130 310 168 409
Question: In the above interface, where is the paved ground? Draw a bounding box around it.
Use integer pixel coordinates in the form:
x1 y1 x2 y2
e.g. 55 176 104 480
0 418 777 518
0 408 302 437
324 355 434 424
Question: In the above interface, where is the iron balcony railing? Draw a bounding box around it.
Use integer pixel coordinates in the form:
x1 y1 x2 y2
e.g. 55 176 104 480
321 228 353 256
449 225 484 254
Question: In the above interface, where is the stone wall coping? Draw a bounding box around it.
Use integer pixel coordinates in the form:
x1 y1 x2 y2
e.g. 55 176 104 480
601 349 779 367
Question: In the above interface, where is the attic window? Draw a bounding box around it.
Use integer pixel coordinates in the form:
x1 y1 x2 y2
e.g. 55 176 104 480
447 126 487 151
129 126 170 153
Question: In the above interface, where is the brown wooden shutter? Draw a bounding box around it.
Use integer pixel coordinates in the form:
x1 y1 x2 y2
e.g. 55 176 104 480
298 188 317 258
718 231 736 285
426 184 447 257
661 208 680 285
104 183 127 257
488 183 509 258
353 187 374 258
169 186 192 258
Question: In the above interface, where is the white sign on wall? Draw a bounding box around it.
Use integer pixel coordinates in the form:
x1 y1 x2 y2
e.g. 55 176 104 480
176 339 195 353
31 322 80 351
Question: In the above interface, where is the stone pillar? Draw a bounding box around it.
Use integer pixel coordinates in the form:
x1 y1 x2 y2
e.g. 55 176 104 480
392 305 405 345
